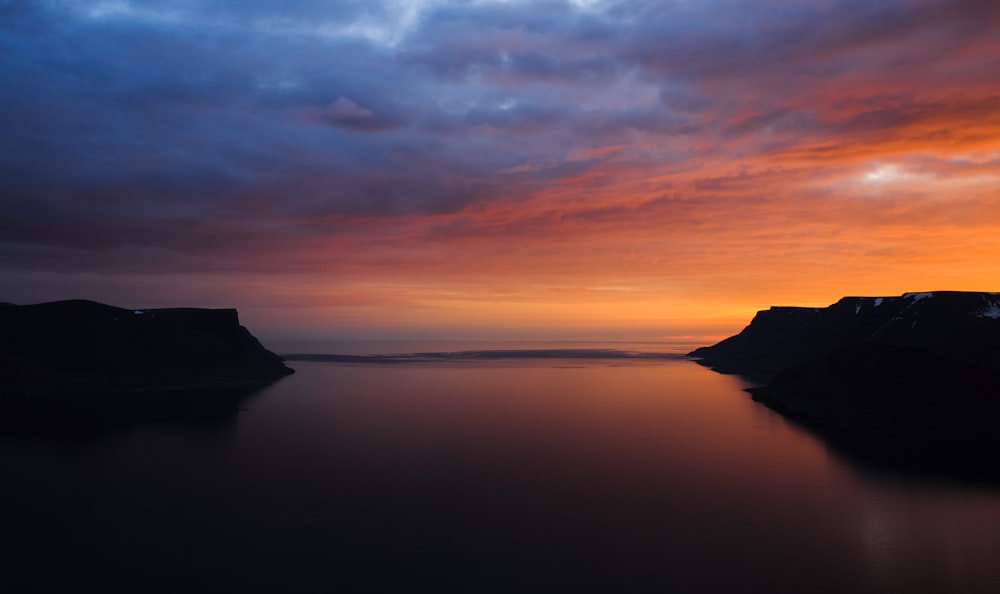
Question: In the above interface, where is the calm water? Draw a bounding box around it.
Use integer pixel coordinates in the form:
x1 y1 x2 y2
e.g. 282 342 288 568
3 355 1000 593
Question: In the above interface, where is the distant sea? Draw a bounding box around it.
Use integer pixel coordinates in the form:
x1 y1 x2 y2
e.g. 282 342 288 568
2 344 1000 593
274 337 707 356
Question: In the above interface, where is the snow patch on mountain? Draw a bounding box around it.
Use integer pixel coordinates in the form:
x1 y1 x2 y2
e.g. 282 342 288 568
977 297 1000 319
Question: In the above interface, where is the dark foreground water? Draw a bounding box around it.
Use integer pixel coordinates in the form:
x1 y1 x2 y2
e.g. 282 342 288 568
3 354 1000 593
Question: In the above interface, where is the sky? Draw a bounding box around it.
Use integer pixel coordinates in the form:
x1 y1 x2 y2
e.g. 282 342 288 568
2 0 999 349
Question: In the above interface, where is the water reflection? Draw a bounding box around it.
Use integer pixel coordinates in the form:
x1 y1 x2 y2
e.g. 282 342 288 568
791 419 1000 487
716 368 1000 487
1 358 998 593
0 382 274 444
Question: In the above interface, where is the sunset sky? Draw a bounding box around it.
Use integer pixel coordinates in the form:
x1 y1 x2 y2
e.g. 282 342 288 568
2 0 999 348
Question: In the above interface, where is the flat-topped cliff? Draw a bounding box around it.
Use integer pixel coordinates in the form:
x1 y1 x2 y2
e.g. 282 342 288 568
1 299 293 396
690 291 1000 442
690 291 1000 380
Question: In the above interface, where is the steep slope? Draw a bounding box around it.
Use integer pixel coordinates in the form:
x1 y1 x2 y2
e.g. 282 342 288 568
690 291 1000 442
0 299 293 396
690 291 1000 380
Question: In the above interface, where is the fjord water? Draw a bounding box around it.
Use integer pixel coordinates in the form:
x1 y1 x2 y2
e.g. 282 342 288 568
3 353 1000 593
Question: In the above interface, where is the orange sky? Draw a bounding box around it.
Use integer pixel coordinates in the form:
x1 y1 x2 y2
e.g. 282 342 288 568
2 1 999 349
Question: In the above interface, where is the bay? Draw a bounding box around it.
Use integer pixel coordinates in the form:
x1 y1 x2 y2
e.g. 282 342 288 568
2 351 1000 593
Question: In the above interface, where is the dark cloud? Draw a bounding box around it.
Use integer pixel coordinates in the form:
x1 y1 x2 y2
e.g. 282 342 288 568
464 102 569 132
615 0 1000 90
2 0 997 278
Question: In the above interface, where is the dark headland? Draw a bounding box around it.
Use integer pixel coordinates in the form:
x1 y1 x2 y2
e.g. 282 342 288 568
689 291 1000 447
0 300 293 430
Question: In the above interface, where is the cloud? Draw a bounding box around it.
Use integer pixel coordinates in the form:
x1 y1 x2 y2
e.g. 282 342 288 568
2 0 1000 329
326 97 372 120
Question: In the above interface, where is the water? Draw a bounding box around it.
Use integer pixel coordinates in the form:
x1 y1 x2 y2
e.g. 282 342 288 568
2 353 1000 593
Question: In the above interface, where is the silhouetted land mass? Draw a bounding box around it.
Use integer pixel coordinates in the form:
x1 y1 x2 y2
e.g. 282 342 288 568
690 291 1000 445
0 300 293 431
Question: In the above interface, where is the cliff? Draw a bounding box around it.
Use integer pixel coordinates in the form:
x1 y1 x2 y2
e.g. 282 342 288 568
0 299 293 397
690 291 1000 380
690 291 1000 442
